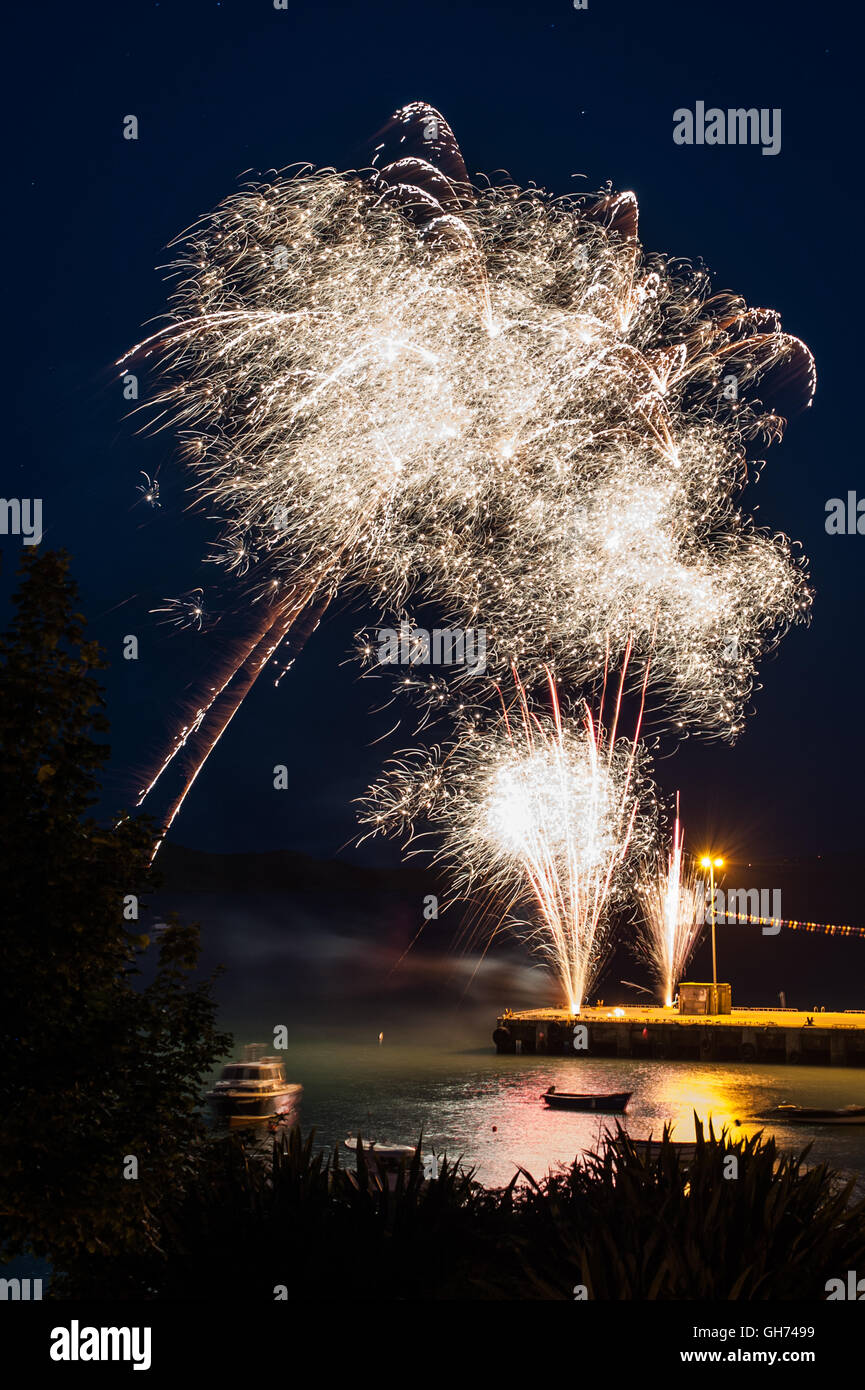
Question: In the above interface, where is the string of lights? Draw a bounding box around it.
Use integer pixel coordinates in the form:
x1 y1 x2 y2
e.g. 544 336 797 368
727 915 865 939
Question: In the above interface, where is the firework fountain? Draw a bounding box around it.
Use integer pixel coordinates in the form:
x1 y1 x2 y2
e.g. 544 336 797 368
637 799 707 1006
361 666 656 1012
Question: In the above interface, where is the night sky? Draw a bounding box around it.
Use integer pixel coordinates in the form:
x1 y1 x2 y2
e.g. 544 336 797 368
6 0 862 895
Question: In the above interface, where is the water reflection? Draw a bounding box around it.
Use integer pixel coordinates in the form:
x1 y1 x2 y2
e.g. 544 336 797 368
264 1042 865 1189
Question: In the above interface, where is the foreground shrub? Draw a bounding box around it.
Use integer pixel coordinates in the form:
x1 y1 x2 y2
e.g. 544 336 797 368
56 1117 865 1300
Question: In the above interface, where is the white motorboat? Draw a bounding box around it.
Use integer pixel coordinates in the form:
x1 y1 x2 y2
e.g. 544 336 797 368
207 1045 302 1125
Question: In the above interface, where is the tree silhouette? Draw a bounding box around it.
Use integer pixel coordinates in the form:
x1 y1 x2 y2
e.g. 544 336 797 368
0 550 230 1278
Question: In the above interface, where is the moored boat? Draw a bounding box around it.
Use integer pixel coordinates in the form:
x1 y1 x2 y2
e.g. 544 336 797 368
343 1138 420 1190
344 1138 418 1165
623 1138 700 1161
762 1103 865 1126
541 1087 631 1112
206 1045 302 1125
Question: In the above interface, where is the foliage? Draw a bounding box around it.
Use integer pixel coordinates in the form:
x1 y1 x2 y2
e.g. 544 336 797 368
505 1118 865 1299
0 550 231 1271
59 1118 865 1300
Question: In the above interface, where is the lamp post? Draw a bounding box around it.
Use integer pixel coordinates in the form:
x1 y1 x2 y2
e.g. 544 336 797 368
700 855 725 986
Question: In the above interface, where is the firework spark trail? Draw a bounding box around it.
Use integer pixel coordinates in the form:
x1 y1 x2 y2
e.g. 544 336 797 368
143 576 331 858
133 523 339 835
134 596 285 811
637 796 707 1005
123 100 813 846
361 665 656 1011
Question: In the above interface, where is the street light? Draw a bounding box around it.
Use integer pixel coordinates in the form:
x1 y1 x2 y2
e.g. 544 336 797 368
700 855 725 986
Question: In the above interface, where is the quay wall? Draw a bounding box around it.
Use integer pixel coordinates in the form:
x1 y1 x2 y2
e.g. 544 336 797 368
493 1006 865 1066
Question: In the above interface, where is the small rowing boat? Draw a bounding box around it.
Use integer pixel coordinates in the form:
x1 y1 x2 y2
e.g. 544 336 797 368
541 1087 631 1112
343 1138 420 1192
762 1103 865 1126
623 1138 699 1161
344 1138 418 1163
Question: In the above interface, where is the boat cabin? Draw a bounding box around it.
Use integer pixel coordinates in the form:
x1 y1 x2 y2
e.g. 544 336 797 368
218 1060 285 1086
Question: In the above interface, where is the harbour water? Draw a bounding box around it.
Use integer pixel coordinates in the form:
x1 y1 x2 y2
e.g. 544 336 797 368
233 1038 865 1189
173 879 865 1189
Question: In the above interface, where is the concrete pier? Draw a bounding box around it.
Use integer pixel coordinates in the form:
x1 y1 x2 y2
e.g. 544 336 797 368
492 1006 865 1066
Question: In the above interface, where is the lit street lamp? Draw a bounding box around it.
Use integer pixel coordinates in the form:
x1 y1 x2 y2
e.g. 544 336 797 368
700 854 725 986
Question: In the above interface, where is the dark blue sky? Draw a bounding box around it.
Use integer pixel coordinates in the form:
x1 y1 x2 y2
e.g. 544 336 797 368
5 0 861 875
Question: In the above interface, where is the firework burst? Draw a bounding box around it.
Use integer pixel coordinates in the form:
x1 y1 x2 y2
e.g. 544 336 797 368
152 588 208 631
137 471 160 507
122 100 813 842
